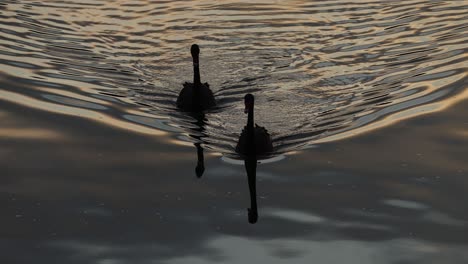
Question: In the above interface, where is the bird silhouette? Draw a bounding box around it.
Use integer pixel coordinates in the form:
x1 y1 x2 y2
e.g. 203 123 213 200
177 44 216 112
236 94 273 156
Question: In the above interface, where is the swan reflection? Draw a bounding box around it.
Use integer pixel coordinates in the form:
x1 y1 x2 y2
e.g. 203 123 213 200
189 112 207 178
194 142 205 178
236 94 273 224
176 44 216 178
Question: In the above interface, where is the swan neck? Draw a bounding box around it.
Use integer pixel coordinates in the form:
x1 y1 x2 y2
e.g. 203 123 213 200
193 55 201 85
247 105 254 129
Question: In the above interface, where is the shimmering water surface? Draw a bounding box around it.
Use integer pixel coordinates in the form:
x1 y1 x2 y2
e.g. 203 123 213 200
1 0 467 263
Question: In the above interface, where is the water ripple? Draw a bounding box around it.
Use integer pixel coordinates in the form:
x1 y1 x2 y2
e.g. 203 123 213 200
0 0 467 158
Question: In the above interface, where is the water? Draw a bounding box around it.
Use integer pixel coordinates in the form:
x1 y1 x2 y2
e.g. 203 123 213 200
1 0 467 263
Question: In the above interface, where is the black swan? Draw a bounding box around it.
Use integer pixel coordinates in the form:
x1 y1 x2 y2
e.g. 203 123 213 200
236 94 273 224
236 94 273 156
176 44 216 111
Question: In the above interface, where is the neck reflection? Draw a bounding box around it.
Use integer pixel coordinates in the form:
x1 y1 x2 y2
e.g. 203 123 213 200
189 112 206 178
245 154 258 224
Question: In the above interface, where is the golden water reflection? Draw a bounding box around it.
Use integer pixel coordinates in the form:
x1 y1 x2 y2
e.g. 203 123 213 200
5 0 468 157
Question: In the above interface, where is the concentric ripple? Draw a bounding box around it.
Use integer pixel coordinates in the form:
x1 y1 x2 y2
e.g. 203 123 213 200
0 0 467 158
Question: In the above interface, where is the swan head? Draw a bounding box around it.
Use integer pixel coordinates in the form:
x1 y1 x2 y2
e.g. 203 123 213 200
191 44 200 57
244 93 254 114
248 208 258 224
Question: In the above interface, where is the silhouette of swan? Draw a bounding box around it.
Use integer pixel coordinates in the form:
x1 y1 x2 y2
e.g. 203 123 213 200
236 94 273 156
176 44 216 111
236 94 273 224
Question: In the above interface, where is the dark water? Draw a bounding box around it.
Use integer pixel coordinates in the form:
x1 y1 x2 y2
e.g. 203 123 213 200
1 0 468 263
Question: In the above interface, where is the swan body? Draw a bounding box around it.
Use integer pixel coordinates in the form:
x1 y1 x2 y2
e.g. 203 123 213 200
177 82 215 111
177 44 216 111
236 124 273 155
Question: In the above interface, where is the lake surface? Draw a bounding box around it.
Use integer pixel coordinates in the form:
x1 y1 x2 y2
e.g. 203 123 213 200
1 0 467 263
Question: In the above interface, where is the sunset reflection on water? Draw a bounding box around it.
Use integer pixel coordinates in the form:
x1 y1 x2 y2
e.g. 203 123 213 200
0 0 467 263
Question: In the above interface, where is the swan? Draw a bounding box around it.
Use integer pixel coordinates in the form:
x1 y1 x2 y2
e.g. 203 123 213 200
236 94 273 156
176 44 216 111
